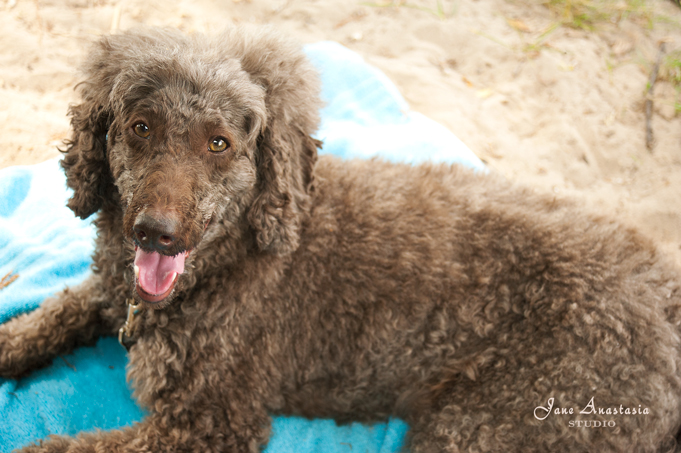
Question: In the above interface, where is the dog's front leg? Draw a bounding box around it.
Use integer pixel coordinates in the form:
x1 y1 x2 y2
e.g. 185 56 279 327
0 275 123 378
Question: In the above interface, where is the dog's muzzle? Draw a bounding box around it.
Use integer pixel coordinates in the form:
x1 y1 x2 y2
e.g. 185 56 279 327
131 210 190 304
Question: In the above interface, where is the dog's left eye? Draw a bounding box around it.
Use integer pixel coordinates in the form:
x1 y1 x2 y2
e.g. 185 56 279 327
133 122 150 139
209 137 229 153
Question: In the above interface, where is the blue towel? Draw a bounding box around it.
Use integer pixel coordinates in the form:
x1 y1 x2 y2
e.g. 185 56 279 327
0 41 483 452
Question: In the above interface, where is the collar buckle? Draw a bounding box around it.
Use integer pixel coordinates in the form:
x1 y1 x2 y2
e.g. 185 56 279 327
118 298 142 351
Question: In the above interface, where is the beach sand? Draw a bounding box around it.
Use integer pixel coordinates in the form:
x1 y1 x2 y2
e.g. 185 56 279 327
1 0 679 264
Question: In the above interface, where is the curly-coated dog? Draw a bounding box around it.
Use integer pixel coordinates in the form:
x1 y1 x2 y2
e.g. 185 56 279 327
2 25 681 452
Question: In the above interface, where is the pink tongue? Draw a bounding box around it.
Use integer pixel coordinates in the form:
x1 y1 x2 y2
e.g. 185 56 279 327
134 248 186 296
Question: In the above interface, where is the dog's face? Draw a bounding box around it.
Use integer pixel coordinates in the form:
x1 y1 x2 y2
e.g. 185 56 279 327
106 57 265 307
60 28 321 309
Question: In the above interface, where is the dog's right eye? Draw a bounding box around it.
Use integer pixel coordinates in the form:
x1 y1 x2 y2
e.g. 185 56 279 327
133 122 150 139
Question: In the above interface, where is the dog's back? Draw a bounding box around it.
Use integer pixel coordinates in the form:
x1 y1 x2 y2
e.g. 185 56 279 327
263 155 681 451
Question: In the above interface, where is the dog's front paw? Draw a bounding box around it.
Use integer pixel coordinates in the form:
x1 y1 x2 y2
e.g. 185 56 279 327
0 321 42 379
0 323 22 378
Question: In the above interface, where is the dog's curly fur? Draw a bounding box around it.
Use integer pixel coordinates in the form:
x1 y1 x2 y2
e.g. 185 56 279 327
2 25 681 452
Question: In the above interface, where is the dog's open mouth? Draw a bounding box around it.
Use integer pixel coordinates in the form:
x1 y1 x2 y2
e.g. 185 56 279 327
134 247 189 304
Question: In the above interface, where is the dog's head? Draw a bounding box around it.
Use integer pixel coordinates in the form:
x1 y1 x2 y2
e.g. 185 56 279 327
61 27 321 308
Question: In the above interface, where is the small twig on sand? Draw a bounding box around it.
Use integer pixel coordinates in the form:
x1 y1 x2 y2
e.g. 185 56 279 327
0 271 19 291
646 41 666 152
60 356 77 372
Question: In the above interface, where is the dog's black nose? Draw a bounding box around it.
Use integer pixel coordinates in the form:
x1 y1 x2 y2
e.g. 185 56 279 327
133 211 180 252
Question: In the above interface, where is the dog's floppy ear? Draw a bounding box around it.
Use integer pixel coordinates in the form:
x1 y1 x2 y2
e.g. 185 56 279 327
238 27 322 255
60 100 113 219
60 35 124 220
248 121 321 255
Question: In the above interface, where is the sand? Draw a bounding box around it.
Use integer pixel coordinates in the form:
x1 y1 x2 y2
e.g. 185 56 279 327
1 0 679 265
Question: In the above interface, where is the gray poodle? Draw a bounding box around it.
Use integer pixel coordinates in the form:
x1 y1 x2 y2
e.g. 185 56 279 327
1 25 681 452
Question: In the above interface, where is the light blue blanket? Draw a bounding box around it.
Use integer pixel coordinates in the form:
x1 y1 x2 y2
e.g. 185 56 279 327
0 41 483 452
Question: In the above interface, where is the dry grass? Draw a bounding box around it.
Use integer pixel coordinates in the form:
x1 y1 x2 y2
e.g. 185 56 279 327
362 0 455 19
541 0 654 30
659 50 681 112
537 0 681 116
